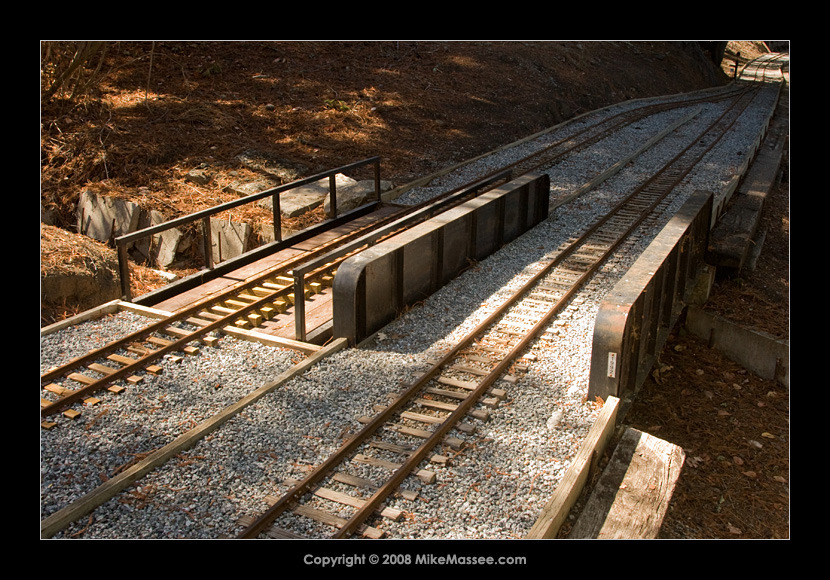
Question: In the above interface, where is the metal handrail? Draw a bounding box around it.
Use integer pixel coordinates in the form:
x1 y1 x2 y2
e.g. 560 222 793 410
115 157 380 301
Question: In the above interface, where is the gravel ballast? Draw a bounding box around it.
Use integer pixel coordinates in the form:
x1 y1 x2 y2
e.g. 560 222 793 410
41 83 781 540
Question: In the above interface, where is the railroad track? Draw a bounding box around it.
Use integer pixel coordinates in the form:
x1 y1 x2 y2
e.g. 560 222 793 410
414 84 752 205
234 86 761 539
41 85 749 429
40 245 339 426
39 170 519 427
739 52 788 83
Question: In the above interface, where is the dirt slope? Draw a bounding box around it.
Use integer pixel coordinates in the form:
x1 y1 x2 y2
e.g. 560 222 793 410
40 41 734 323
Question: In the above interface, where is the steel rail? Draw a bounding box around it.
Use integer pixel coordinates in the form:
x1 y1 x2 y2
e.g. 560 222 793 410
41 281 298 417
41 174 514 419
426 85 752 203
41 210 410 417
237 86 760 539
331 85 761 539
43 85 747 409
49 86 707 419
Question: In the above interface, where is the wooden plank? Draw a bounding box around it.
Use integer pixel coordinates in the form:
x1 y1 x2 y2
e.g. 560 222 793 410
415 398 458 412
526 396 620 539
266 527 307 539
400 410 445 425
44 383 69 396
63 409 81 420
568 427 685 539
385 422 432 439
146 336 174 347
221 325 321 354
353 453 401 470
67 372 96 385
425 386 467 400
469 408 489 421
313 486 403 521
330 472 377 489
352 454 436 484
292 504 384 539
369 440 414 454
88 363 118 376
127 344 154 356
163 326 191 338
436 376 478 390
107 353 139 365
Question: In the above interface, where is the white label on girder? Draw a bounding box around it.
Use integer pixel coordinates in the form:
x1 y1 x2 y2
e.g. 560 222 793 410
607 352 617 378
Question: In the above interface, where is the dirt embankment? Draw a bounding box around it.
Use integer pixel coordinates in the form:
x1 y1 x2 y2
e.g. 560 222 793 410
40 40 740 324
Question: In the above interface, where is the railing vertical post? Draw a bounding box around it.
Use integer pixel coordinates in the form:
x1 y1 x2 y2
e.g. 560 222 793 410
328 174 337 219
117 240 132 301
111 157 380 305
202 217 214 270
272 191 282 242
374 158 381 202
294 272 306 342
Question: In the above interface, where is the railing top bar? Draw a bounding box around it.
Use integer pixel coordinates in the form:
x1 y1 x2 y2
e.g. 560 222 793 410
115 156 381 245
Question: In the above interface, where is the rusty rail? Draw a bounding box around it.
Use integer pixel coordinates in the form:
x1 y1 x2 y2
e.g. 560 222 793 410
235 88 760 539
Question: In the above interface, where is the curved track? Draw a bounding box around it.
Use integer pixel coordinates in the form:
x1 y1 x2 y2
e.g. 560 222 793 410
236 87 759 539
40 85 750 427
40 57 785 539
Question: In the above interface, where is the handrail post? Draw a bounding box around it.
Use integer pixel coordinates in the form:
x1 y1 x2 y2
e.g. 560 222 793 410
201 217 214 270
294 271 306 342
272 191 282 242
111 157 381 301
328 174 337 219
117 240 132 301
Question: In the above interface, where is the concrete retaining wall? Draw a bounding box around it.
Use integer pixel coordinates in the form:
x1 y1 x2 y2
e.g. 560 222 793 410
333 173 550 345
685 305 789 387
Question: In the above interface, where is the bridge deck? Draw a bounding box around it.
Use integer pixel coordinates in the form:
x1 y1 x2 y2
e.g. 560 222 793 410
152 204 405 343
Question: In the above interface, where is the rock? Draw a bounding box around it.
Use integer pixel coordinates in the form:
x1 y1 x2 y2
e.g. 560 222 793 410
235 150 307 182
130 208 164 264
208 218 251 263
323 179 394 215
262 173 358 218
76 190 186 269
546 409 564 430
76 190 141 244
224 177 280 197
185 169 212 185
152 225 186 268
